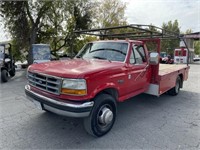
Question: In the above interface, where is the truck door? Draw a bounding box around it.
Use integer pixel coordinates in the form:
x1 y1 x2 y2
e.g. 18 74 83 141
128 44 150 92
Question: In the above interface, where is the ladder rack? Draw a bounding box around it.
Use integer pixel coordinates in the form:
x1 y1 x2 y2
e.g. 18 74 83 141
74 24 181 40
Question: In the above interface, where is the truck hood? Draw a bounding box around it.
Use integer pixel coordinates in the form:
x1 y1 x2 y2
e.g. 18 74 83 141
29 58 124 78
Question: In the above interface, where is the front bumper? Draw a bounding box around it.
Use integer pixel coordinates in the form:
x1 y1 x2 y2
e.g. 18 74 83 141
25 85 94 117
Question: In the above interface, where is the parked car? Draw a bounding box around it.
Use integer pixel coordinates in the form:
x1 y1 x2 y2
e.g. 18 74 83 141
15 60 28 69
160 52 174 64
193 57 200 62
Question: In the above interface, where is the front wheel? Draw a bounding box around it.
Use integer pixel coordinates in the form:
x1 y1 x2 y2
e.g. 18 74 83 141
168 76 181 96
1 69 9 82
9 67 15 77
84 94 117 137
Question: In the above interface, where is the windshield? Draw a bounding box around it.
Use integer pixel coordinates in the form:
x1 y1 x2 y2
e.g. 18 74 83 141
160 52 167 58
76 42 128 62
32 45 51 60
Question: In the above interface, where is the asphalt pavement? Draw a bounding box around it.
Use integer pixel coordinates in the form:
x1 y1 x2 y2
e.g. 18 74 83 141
0 63 200 149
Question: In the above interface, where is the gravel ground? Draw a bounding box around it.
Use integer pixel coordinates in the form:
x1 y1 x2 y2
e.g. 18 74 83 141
0 63 200 149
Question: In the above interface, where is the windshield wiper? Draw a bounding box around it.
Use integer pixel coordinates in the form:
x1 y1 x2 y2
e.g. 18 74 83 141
91 48 126 56
92 56 107 60
92 56 111 62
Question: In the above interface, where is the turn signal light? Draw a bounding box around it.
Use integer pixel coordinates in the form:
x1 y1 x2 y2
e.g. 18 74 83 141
61 88 87 95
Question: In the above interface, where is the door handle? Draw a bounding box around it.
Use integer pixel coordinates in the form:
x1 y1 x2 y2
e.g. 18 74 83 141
128 74 132 79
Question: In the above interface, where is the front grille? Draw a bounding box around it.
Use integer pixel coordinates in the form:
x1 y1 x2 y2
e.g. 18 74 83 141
28 72 62 95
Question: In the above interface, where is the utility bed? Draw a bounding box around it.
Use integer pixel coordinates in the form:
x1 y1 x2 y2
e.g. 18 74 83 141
159 64 188 76
145 64 189 96
158 64 189 95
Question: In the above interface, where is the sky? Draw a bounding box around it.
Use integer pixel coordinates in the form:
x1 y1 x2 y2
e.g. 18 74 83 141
0 0 199 42
122 0 200 32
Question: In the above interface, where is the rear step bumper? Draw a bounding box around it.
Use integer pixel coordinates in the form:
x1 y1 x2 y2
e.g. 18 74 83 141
25 85 94 117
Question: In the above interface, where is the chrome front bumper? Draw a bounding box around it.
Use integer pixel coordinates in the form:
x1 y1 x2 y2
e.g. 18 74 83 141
25 85 94 117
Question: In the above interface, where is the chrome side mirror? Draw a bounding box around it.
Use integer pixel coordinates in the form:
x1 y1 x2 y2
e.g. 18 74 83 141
149 52 159 65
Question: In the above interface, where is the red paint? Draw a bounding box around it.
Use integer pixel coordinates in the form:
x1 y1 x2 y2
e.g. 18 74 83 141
182 50 187 56
158 65 189 95
28 39 189 102
174 48 187 56
175 51 179 56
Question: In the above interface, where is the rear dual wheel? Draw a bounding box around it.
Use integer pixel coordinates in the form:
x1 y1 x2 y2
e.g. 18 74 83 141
84 94 117 137
168 76 181 96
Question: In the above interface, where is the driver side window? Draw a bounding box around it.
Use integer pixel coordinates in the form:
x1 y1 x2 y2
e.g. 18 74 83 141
129 45 147 64
133 45 146 64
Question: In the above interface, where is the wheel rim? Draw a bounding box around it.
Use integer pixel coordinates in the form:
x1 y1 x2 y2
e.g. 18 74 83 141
97 104 114 130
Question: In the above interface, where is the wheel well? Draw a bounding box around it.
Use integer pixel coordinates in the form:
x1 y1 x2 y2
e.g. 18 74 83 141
96 88 119 101
179 74 183 88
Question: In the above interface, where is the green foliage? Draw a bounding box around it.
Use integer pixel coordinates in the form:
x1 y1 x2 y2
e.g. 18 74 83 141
94 0 127 28
185 29 192 34
0 0 128 62
73 36 97 54
183 29 200 55
194 41 200 55
0 1 54 63
0 0 93 63
58 0 93 54
144 24 160 52
0 1 30 54
161 20 180 55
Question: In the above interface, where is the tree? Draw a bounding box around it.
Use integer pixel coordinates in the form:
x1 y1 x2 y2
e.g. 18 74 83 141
55 0 93 55
144 24 160 52
161 20 180 55
185 29 192 34
0 1 30 61
95 0 127 28
184 29 200 55
0 0 93 64
0 1 54 63
194 41 200 55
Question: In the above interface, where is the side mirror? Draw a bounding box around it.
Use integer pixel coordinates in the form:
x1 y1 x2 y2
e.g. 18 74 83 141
149 52 159 65
5 58 11 63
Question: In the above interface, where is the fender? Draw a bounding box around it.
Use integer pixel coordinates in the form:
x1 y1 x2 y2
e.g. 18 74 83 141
89 82 119 100
1 67 8 71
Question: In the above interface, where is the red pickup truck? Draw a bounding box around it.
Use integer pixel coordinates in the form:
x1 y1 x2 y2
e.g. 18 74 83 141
25 39 189 137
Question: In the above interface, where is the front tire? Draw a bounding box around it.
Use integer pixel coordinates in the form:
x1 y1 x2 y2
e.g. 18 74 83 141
1 69 9 82
168 76 181 96
9 67 15 77
84 94 117 137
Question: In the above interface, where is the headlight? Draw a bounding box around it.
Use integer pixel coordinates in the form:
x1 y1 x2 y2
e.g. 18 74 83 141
61 79 87 95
